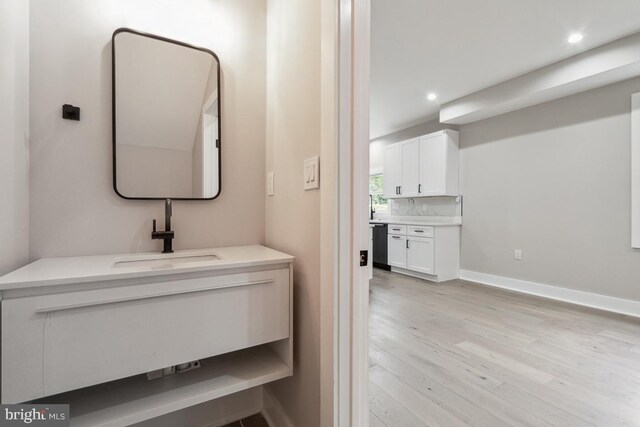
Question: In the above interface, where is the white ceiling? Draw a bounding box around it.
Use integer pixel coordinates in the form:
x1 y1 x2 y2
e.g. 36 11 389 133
370 0 640 139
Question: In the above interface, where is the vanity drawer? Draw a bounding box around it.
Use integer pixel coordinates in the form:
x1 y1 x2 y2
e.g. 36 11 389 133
407 225 434 238
2 268 291 403
388 224 407 235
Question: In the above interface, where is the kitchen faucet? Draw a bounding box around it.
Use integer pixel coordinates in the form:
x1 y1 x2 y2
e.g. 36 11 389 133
152 199 175 253
370 195 376 220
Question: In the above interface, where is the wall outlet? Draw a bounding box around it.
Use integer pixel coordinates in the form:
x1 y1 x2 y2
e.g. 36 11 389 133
146 369 164 381
267 171 274 196
146 366 175 381
514 249 523 260
175 360 201 373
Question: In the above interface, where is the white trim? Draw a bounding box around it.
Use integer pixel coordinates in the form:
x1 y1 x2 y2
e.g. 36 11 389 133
319 0 338 425
201 89 218 114
262 388 295 427
333 0 371 424
632 92 640 248
460 270 640 319
352 0 371 425
335 0 354 424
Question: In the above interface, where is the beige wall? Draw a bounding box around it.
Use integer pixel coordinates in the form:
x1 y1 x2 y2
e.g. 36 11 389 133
29 0 267 258
460 77 640 301
0 0 30 275
265 0 322 425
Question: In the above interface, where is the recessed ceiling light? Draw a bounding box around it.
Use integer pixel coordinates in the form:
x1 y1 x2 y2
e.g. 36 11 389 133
427 93 437 101
568 33 583 44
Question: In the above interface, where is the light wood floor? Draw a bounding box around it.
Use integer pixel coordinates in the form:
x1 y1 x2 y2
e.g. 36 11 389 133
368 269 640 427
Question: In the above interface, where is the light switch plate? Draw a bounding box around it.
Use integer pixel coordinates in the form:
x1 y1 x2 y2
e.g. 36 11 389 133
267 171 274 196
304 156 320 190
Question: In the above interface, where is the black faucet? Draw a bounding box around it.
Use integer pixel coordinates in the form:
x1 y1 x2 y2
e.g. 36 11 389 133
370 194 376 220
152 199 175 253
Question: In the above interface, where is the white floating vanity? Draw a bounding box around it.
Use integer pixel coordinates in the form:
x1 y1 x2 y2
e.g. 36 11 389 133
0 245 294 426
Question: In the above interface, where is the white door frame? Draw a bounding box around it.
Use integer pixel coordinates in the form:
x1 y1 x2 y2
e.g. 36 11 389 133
330 0 371 424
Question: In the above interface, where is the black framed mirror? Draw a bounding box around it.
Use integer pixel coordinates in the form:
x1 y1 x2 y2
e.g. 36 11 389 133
112 28 221 200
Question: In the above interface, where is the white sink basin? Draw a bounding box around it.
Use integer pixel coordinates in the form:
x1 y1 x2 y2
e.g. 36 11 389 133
113 253 221 270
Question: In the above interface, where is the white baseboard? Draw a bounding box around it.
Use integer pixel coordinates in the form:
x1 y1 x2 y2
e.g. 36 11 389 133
459 270 640 319
262 387 295 427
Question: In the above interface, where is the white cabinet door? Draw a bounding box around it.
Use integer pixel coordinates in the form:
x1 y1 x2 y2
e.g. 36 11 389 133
401 138 420 197
407 237 435 275
387 235 407 268
419 133 447 196
419 131 459 196
383 144 402 198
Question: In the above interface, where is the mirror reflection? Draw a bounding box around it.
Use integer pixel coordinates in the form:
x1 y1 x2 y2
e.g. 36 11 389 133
113 29 221 200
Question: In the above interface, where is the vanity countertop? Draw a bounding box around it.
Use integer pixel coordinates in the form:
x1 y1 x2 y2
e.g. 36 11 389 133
370 218 462 227
0 245 294 291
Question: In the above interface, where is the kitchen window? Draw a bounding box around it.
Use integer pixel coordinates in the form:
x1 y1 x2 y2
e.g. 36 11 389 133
369 174 388 213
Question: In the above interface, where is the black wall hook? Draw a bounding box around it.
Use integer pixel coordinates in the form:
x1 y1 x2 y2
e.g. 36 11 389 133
62 104 80 121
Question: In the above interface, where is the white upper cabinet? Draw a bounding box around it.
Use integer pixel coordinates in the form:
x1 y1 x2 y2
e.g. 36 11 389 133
383 130 459 198
401 138 420 197
383 143 402 197
419 131 459 196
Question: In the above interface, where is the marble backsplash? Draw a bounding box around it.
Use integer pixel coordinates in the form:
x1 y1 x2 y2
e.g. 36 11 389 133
386 196 461 217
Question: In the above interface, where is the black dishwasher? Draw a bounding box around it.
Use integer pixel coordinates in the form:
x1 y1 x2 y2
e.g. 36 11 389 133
371 223 391 270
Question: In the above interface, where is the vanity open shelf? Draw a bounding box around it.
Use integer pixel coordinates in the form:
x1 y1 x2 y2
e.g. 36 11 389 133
0 245 294 427
35 344 289 427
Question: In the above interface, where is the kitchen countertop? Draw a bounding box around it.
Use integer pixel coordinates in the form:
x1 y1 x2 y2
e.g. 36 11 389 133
369 218 462 227
0 245 294 291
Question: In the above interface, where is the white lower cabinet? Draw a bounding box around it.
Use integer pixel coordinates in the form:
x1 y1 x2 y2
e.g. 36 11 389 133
387 234 407 268
406 237 434 274
386 223 460 282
